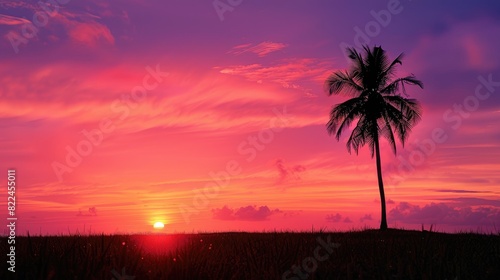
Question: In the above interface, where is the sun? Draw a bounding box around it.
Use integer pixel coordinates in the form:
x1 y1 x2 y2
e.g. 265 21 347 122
153 222 165 229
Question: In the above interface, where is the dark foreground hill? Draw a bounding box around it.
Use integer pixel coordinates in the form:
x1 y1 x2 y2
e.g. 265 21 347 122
1 229 499 279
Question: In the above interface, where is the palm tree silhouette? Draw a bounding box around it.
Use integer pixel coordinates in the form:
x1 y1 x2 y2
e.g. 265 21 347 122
325 45 423 230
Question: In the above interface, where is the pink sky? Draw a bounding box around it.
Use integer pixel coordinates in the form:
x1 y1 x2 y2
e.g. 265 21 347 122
0 0 499 235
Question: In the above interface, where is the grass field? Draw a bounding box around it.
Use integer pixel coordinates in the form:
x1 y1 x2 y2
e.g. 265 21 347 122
1 229 499 279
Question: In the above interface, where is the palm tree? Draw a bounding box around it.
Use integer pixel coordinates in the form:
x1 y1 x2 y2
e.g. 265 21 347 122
325 45 423 230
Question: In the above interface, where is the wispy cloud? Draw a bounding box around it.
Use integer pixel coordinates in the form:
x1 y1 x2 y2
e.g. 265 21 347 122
0 1 37 10
326 213 342 223
439 197 500 207
389 202 500 226
212 205 282 221
228 41 287 57
432 189 492 194
217 58 333 89
76 207 98 217
56 12 115 47
359 214 373 222
275 159 306 185
0 14 30 25
68 21 114 46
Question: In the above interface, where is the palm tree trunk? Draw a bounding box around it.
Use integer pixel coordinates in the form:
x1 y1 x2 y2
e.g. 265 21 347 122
374 136 388 230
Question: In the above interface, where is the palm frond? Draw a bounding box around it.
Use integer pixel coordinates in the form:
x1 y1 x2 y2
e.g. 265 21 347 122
381 75 424 95
324 71 363 96
327 97 364 139
346 116 366 154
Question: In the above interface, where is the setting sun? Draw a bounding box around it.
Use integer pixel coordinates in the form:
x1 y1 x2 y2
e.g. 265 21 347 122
153 222 165 229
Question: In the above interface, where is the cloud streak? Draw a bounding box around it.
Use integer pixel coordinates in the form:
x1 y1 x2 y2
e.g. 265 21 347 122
212 205 282 221
0 14 31 25
228 41 287 57
389 202 500 227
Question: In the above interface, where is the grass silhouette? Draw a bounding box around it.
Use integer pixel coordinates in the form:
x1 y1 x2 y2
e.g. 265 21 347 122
1 229 499 279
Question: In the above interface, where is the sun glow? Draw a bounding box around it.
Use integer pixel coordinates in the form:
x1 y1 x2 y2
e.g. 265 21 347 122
153 222 165 229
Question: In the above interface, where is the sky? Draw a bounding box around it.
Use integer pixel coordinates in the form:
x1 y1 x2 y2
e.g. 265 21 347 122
0 0 499 235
